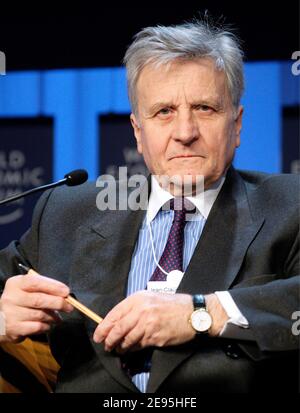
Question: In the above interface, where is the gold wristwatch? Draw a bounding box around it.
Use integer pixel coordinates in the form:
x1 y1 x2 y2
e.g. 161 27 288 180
189 294 212 334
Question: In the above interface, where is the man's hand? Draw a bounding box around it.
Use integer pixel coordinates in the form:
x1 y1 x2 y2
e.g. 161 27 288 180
0 273 73 343
93 291 196 352
93 291 230 353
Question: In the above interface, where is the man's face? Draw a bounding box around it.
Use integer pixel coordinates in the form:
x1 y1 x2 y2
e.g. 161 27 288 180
130 58 243 191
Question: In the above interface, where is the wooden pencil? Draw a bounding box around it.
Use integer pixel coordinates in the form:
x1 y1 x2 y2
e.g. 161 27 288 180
18 263 103 324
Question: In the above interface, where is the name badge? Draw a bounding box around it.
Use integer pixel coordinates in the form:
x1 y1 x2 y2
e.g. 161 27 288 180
147 270 184 294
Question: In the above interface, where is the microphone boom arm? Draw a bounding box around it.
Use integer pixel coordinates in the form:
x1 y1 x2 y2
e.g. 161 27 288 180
0 178 67 206
0 169 88 207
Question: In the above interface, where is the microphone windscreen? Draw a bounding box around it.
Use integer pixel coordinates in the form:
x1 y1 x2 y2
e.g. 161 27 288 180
64 169 88 186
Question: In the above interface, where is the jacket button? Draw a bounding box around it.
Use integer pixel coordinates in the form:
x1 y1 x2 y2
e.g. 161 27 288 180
225 344 240 359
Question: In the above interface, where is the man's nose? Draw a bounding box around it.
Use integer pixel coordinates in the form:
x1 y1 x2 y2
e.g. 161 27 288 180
172 111 199 144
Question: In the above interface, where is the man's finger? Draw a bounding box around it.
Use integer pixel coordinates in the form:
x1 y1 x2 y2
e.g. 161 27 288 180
116 327 145 354
16 321 53 336
16 291 73 312
93 299 132 343
101 312 140 351
21 274 70 297
14 307 63 323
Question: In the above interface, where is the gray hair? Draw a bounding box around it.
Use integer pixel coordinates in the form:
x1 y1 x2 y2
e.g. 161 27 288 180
123 19 244 114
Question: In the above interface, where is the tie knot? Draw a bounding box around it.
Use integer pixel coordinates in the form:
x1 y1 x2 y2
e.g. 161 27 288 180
167 198 195 222
161 198 196 223
169 198 195 212
170 199 184 222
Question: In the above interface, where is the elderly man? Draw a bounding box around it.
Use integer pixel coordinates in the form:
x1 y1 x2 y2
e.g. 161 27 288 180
0 19 299 393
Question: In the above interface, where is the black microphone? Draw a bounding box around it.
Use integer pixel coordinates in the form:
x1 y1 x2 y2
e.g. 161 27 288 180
0 169 88 206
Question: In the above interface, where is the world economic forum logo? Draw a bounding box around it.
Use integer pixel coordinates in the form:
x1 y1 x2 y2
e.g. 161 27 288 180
0 150 45 225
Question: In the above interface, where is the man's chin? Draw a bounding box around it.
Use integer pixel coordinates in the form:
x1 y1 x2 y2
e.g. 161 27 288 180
155 173 206 196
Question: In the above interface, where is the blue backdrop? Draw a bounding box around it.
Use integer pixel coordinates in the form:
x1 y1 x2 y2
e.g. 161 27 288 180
0 62 298 181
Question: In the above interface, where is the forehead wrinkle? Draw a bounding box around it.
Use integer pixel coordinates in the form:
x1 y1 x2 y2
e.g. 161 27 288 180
137 59 230 115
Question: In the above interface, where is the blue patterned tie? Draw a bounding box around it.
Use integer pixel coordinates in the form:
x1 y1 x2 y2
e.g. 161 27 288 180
150 198 187 281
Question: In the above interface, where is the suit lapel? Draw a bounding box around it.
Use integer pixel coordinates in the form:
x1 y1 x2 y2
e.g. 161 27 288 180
147 168 265 392
178 168 265 294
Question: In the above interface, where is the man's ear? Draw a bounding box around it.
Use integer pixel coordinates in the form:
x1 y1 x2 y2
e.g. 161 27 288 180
234 105 243 148
130 113 143 154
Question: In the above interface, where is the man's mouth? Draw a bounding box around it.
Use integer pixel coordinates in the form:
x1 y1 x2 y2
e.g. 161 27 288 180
169 154 204 160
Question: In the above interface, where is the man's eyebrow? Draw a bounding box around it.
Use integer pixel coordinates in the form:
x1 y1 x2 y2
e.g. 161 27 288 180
145 97 225 115
147 102 174 114
191 98 223 108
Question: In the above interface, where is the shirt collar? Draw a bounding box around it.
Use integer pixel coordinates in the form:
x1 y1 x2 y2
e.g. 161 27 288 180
146 175 225 224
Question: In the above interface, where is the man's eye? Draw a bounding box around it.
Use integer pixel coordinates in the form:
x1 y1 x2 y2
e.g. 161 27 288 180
158 108 171 115
197 105 213 112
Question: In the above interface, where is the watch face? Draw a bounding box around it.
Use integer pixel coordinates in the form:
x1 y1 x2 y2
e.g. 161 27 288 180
191 309 212 332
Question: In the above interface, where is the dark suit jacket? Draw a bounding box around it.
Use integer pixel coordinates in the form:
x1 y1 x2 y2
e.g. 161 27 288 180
0 167 299 393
